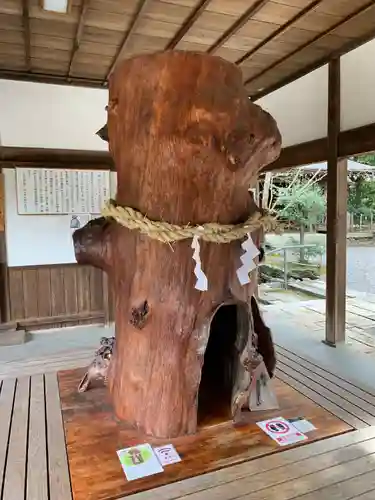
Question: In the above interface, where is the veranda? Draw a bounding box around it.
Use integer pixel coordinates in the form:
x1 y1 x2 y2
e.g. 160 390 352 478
1 0 375 498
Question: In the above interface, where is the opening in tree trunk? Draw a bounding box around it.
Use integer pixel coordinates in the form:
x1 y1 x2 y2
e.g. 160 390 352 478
198 302 249 426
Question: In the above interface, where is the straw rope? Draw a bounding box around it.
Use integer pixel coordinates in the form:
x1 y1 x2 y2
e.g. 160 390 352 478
102 200 278 244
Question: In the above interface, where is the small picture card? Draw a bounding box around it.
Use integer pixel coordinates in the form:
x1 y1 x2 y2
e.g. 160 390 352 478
288 418 317 434
249 361 279 411
154 444 181 466
117 444 164 481
257 416 308 447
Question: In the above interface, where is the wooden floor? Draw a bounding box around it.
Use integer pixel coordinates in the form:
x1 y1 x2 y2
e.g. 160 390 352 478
264 297 375 356
0 373 71 500
2 346 375 499
59 367 351 500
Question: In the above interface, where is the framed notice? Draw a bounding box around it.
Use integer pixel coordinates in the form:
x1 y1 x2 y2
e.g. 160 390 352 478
15 168 110 215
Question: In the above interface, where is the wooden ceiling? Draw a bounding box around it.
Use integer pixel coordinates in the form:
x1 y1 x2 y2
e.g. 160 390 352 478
1 0 375 99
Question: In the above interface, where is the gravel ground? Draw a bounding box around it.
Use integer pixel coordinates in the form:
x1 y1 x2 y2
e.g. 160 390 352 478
321 245 375 294
346 245 375 294
266 234 375 295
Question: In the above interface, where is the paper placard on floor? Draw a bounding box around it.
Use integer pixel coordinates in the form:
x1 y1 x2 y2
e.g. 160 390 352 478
117 444 164 481
154 444 181 466
289 418 317 434
257 417 308 446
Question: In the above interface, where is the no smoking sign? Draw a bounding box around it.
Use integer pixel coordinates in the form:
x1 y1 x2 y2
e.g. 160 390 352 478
257 417 308 446
265 420 290 434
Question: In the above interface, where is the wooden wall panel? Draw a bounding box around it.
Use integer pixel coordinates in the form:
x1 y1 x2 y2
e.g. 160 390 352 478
6 264 106 330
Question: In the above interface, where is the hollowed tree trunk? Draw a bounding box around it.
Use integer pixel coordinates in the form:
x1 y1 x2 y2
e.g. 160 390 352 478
73 51 281 438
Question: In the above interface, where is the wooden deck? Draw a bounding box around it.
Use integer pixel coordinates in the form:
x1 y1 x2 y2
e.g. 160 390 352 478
0 373 71 500
2 347 375 499
263 297 375 356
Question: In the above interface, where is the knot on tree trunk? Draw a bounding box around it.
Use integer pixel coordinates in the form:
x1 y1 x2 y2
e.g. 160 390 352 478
130 301 149 330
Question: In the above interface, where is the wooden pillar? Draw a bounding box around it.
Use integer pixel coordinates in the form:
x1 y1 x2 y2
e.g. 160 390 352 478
325 58 347 346
0 173 7 323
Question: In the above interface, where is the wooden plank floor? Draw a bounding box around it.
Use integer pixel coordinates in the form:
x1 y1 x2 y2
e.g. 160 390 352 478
0 349 93 380
128 427 375 500
262 298 375 356
275 345 375 428
0 373 72 500
2 349 375 500
59 367 351 500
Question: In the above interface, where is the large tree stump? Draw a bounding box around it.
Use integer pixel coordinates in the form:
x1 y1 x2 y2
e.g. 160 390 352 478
73 51 281 438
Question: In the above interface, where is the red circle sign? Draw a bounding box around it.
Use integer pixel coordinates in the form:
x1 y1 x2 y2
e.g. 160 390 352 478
265 420 290 434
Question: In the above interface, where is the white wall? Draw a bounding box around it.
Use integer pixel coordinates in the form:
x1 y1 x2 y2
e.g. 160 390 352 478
257 66 329 148
4 168 77 266
0 71 329 151
341 40 375 131
4 169 117 267
258 38 375 144
1 38 375 152
0 80 108 151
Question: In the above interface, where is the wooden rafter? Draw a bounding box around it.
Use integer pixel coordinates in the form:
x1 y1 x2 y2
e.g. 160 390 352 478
67 0 90 78
165 0 212 50
0 68 103 88
206 0 269 54
21 0 31 72
252 24 375 100
235 0 323 65
244 0 375 89
105 0 151 81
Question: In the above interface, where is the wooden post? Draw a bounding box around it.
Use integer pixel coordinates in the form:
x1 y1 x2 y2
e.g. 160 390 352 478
325 58 347 346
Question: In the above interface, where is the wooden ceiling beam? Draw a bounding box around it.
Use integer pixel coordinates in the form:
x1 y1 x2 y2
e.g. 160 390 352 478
1 122 374 173
261 122 375 173
0 69 103 88
339 122 375 158
67 0 90 78
21 0 31 72
105 0 151 81
0 146 113 169
165 0 212 50
206 0 269 55
244 0 375 89
235 0 323 65
251 25 375 100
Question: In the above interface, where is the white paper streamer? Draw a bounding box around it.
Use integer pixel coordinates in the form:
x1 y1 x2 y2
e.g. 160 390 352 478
191 236 208 291
236 233 260 285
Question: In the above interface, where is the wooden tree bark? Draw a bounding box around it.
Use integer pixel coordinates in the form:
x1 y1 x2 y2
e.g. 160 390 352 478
73 51 281 438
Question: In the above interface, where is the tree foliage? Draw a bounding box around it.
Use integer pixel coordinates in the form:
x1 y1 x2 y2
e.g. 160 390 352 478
275 183 326 226
348 178 375 216
353 154 375 167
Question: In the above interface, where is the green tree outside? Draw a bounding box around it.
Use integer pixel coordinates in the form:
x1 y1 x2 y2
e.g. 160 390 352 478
275 183 326 262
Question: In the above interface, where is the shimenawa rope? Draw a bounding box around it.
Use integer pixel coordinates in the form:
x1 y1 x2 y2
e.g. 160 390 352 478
101 200 278 244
